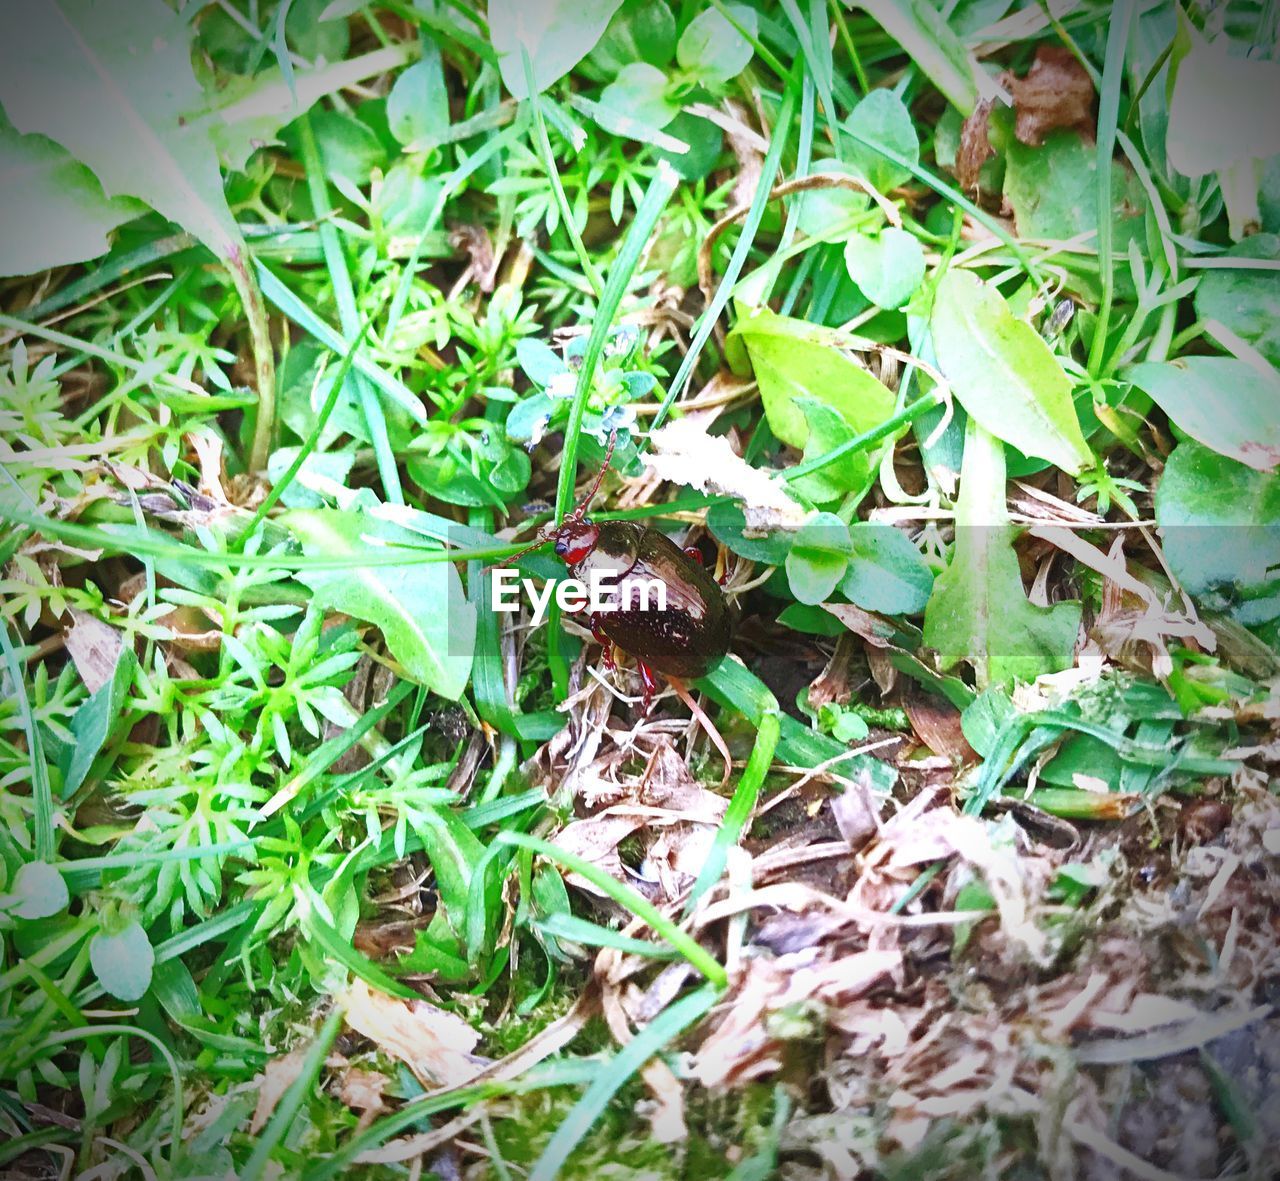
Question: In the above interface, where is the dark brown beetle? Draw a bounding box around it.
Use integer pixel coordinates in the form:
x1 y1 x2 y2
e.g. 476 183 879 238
501 434 732 711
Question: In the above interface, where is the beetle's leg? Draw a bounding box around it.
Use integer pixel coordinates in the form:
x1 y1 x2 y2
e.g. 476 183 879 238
588 616 617 671
637 660 660 714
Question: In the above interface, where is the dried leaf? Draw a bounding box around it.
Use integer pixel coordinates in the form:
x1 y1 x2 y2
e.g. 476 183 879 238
340 978 484 1089
1001 44 1096 146
645 417 807 531
449 223 498 292
956 98 995 191
249 1047 308 1134
64 609 125 694
903 696 976 763
830 771 882 850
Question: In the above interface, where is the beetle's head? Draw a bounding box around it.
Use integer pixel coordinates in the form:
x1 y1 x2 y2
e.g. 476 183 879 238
553 518 599 564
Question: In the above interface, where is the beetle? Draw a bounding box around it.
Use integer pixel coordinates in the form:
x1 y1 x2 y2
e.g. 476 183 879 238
499 434 732 712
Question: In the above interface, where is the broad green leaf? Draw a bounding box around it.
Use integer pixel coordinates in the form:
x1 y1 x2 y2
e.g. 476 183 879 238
489 0 625 98
706 501 794 565
1155 440 1280 625
655 111 723 181
10 861 69 920
785 513 851 604
1003 129 1145 246
60 648 137 798
1194 234 1280 370
733 306 895 448
90 922 155 1002
265 447 356 509
844 89 920 192
790 398 873 502
386 53 450 148
598 63 679 131
406 451 505 508
407 806 486 936
1128 357 1280 472
283 509 475 699
931 269 1092 475
841 523 934 615
676 4 757 85
193 45 415 170
851 0 980 114
0 0 244 263
0 111 143 277
590 0 676 72
923 422 1081 687
844 227 925 309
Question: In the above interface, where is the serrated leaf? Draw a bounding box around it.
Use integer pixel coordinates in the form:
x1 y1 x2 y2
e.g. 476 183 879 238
733 305 895 449
841 523 934 615
844 227 925 309
10 861 69 920
0 0 243 261
283 509 475 699
488 0 625 98
1128 356 1280 472
923 422 1080 687
90 922 155 1002
0 111 143 277
931 269 1092 475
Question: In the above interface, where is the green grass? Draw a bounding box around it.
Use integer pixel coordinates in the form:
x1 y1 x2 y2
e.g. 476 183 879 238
0 0 1277 1177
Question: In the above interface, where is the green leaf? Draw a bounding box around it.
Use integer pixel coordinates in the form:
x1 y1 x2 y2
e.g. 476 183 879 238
733 305 895 449
843 227 925 309
1155 440 1280 625
90 922 155 1002
1003 128 1146 245
194 45 415 170
590 0 676 72
923 422 1081 687
489 0 625 98
407 806 487 937
931 269 1092 475
283 509 475 699
852 0 980 115
0 0 244 263
1128 357 1280 472
655 111 723 181
706 501 794 565
1194 234 1280 370
265 447 356 509
841 523 934 615
60 647 137 798
387 55 450 148
0 111 143 277
785 513 851 605
10 861 69 920
598 63 679 131
676 4 757 84
844 89 920 192
789 398 872 502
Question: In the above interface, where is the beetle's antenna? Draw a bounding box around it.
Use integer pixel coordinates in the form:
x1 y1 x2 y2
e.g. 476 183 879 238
568 430 618 522
484 525 553 571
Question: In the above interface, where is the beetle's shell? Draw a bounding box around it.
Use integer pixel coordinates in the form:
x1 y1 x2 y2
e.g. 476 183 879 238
573 521 731 679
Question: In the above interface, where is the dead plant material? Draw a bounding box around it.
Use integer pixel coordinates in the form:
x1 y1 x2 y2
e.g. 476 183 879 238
63 608 125 693
1002 44 1097 145
340 978 487 1089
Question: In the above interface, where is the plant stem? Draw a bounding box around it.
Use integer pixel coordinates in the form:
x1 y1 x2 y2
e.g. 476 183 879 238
227 242 278 473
